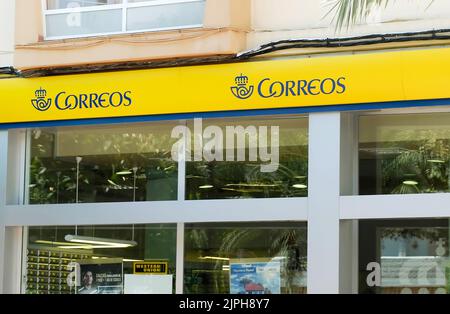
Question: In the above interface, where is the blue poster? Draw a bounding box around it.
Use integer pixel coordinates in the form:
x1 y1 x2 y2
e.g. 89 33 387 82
230 260 281 294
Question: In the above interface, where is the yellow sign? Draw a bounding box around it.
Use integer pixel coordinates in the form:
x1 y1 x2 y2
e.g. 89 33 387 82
1 47 450 126
133 262 168 275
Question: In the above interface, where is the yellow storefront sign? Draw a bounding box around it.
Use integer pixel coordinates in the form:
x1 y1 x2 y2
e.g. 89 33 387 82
1 47 450 126
133 262 168 275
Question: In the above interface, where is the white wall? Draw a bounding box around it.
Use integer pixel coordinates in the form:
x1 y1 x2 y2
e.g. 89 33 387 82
249 0 450 48
0 0 15 67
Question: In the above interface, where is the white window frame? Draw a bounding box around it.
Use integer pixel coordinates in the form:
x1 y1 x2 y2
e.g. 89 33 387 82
342 105 450 220
41 0 205 41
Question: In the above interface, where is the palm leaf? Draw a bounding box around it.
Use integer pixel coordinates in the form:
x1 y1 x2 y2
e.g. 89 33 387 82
325 0 434 31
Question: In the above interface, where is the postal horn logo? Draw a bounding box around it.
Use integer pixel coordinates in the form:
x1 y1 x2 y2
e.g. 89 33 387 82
31 87 52 111
231 74 254 99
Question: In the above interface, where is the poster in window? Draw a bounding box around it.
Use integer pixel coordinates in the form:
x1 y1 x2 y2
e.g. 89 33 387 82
77 258 123 294
229 259 281 294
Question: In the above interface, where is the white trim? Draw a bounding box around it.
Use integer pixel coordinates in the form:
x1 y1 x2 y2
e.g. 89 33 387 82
0 131 7 208
4 198 308 226
307 112 341 294
3 227 23 293
41 0 48 40
175 222 184 294
340 193 450 219
44 4 124 14
0 131 8 293
20 227 28 294
0 225 4 293
126 0 204 9
6 129 27 206
44 24 204 41
23 130 30 206
121 0 128 33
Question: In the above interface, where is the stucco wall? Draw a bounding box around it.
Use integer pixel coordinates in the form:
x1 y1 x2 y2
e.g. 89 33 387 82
249 0 450 47
0 0 15 67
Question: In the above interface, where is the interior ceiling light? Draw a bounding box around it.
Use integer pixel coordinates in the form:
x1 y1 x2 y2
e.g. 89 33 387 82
199 185 214 189
225 183 278 187
64 234 137 248
292 184 308 189
35 240 82 246
198 256 230 261
402 180 418 186
116 170 133 175
427 159 445 164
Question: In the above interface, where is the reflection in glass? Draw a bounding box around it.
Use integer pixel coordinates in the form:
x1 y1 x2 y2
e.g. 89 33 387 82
26 224 176 294
184 222 307 294
29 122 178 204
45 9 123 38
46 0 122 10
185 117 308 199
127 1 205 31
359 219 450 294
359 113 450 195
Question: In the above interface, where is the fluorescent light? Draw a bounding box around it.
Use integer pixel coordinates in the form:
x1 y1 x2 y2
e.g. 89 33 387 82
57 245 119 249
116 170 132 175
225 183 278 187
123 259 144 262
199 185 214 189
107 179 119 186
427 159 445 164
198 256 230 261
64 234 137 248
403 180 418 186
35 240 82 246
292 184 307 189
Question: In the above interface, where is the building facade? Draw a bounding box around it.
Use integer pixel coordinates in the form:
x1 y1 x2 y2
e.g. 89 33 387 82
2 0 450 294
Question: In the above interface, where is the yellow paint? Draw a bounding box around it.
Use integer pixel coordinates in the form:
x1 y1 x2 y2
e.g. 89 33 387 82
2 47 450 125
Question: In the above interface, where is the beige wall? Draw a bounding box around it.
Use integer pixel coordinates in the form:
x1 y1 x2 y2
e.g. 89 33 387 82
14 0 251 70
13 0 450 70
0 0 15 67
249 0 450 47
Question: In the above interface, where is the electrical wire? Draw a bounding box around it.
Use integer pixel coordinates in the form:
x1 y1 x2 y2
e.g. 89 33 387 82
237 28 450 59
5 28 450 78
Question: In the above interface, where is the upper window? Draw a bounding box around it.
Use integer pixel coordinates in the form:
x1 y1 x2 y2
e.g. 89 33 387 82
29 122 178 204
185 116 308 200
359 112 450 195
43 0 206 40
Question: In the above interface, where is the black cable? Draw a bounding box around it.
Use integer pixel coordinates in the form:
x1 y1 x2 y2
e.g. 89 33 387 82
237 28 450 59
0 66 20 78
5 28 450 77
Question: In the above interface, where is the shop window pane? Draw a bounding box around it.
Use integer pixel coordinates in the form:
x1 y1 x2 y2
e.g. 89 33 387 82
185 116 308 200
45 9 122 38
359 219 450 294
29 122 178 204
184 222 307 294
26 224 176 294
46 0 122 10
126 1 205 31
359 113 450 195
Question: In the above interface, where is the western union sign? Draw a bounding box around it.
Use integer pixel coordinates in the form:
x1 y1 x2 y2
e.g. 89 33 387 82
133 262 168 275
1 47 450 126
